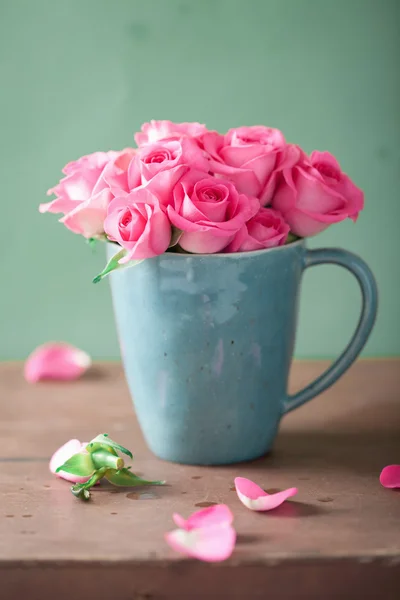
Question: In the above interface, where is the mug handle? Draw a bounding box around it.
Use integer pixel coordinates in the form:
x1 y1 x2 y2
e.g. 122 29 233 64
283 247 378 414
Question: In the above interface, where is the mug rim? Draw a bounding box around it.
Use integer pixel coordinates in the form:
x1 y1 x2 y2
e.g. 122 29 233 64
164 238 305 259
108 238 305 260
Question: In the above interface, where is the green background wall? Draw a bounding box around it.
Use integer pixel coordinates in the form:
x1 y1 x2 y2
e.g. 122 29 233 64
1 0 399 360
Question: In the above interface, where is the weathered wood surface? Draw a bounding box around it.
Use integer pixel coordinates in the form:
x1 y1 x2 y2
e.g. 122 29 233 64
1 360 399 599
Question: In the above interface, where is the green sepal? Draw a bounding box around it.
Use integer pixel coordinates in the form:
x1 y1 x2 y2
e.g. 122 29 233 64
71 487 91 501
173 246 191 254
70 468 107 501
92 249 144 283
286 233 301 244
169 227 182 248
87 233 108 250
86 433 133 459
55 452 96 477
104 467 165 487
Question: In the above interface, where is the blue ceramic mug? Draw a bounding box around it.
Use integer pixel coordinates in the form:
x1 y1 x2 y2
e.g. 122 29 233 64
109 240 377 465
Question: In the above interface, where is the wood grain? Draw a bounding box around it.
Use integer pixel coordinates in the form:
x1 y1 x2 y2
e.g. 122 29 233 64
0 360 399 599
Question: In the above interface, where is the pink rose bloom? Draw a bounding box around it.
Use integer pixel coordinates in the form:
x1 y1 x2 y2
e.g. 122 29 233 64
40 149 137 238
104 188 171 262
226 208 290 252
202 125 287 204
272 150 364 237
102 149 139 193
135 120 208 146
126 138 209 206
167 172 260 254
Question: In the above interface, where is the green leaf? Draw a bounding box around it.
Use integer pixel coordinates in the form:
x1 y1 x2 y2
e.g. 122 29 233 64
55 452 96 477
104 467 165 487
86 434 133 459
169 227 182 248
92 249 144 283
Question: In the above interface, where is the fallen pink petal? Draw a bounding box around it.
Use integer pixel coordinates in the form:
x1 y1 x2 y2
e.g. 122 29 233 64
165 524 236 563
379 465 400 489
24 342 91 383
50 439 90 483
167 504 236 562
173 504 233 531
235 476 298 511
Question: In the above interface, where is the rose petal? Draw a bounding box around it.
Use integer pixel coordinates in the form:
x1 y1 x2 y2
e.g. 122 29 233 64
173 504 233 531
178 230 235 253
135 120 208 146
380 465 400 489
24 343 91 383
49 439 90 483
172 513 188 530
165 524 236 562
60 188 112 237
235 477 298 511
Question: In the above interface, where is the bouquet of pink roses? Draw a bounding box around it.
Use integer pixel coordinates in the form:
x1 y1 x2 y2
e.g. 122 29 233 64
40 120 364 281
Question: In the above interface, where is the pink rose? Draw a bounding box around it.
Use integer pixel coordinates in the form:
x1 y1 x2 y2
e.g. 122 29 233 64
125 138 209 206
102 149 139 193
40 149 136 238
104 188 171 262
167 172 260 254
226 208 290 252
202 125 287 204
135 120 208 146
272 150 364 237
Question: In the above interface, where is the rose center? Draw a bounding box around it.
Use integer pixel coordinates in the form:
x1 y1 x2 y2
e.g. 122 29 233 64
120 212 132 228
144 150 171 164
201 189 221 203
238 134 272 147
239 136 256 144
315 162 340 182
119 207 146 240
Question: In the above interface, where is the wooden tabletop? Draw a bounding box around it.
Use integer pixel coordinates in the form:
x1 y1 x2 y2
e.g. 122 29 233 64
1 360 399 599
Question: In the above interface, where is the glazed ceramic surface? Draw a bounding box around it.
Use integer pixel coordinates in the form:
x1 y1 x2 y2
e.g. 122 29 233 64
108 241 377 465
